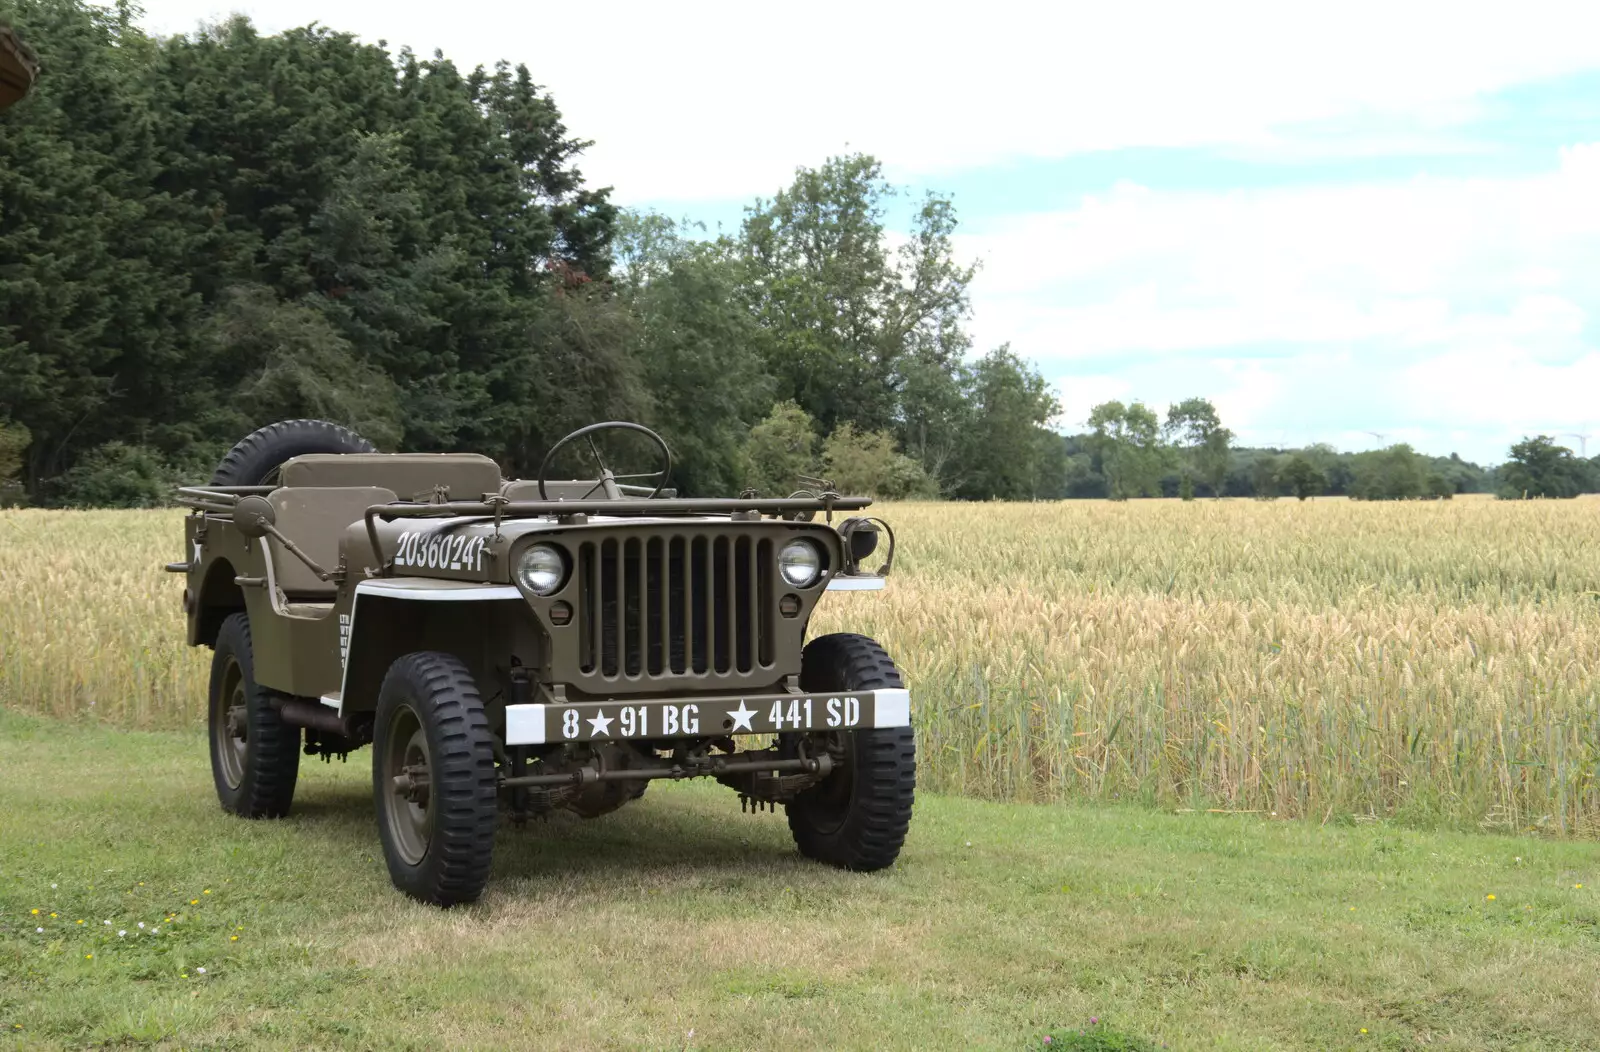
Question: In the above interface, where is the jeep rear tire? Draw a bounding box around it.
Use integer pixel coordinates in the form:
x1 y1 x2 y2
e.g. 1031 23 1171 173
786 634 915 872
208 613 301 818
210 419 376 488
372 652 498 907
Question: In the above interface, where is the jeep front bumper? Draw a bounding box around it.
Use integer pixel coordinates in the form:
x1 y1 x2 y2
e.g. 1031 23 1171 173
504 688 910 745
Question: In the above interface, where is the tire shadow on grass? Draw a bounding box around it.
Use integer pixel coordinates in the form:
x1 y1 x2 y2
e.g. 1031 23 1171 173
489 802 804 883
290 774 818 890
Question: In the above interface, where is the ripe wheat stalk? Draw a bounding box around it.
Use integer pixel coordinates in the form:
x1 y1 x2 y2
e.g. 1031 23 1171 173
3 497 1597 832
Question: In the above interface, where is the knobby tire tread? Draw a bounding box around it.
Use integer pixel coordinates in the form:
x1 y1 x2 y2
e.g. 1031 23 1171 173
374 652 497 907
787 633 915 872
210 419 376 487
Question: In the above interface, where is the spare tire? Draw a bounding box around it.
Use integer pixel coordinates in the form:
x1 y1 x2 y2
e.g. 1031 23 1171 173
210 420 377 487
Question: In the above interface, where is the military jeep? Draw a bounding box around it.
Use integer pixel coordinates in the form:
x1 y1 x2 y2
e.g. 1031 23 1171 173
171 419 912 905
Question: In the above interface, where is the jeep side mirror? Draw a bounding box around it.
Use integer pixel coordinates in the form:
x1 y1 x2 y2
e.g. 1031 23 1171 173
233 495 277 539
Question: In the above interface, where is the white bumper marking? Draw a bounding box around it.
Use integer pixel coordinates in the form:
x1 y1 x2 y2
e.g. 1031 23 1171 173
505 704 548 745
504 688 913 745
874 688 911 728
826 575 887 591
354 580 521 601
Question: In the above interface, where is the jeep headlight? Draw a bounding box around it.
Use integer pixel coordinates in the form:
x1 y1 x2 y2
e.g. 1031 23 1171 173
516 544 567 595
778 539 823 587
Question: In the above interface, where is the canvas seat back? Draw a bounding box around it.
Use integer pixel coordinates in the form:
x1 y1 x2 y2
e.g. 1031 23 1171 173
266 486 397 599
280 453 502 503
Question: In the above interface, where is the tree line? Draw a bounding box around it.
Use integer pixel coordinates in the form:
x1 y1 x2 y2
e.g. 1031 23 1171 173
0 3 1588 508
1074 402 1596 502
0 1 1062 506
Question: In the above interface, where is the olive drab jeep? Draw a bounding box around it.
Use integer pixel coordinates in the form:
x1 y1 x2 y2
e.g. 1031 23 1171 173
170 420 914 905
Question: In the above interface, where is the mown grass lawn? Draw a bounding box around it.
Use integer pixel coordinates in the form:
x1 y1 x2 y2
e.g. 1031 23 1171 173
2 711 1597 1051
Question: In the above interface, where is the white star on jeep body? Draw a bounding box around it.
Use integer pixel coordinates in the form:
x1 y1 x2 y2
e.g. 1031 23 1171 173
726 701 757 733
587 710 613 737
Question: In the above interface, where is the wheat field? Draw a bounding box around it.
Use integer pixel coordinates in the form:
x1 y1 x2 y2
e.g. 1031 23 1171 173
3 497 1599 833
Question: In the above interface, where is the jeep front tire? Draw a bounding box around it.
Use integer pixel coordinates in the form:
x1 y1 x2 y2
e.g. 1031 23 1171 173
372 652 498 907
786 634 916 872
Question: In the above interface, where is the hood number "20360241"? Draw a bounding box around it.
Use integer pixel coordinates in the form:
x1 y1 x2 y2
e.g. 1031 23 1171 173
393 531 488 573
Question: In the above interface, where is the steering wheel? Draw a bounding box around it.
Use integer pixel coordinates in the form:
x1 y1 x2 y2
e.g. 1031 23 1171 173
536 421 673 501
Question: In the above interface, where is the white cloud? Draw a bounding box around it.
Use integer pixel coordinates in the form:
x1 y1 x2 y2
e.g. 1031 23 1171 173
1056 374 1132 431
134 0 1600 201
1404 349 1600 429
965 145 1600 461
122 0 1600 461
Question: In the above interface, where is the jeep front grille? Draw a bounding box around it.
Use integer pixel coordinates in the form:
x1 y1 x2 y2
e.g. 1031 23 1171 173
576 533 775 683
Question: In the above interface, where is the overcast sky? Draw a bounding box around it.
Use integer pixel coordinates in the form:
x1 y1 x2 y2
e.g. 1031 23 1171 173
137 0 1600 464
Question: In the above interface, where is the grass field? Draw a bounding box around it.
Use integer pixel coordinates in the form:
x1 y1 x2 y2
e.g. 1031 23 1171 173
3 498 1599 831
2 711 1598 1050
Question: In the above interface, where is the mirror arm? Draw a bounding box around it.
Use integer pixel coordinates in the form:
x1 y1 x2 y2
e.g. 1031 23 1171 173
260 522 337 582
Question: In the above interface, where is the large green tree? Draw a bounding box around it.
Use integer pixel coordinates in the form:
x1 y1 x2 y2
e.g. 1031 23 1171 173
1088 400 1167 499
738 155 976 438
0 2 1090 506
1163 397 1232 497
1500 435 1589 499
1348 444 1429 500
949 347 1064 500
1278 454 1327 501
0 0 197 489
743 401 818 497
612 212 772 495
0 1 628 497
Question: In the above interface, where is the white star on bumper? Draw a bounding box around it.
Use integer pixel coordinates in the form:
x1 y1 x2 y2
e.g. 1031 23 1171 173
726 701 757 733
587 711 614 737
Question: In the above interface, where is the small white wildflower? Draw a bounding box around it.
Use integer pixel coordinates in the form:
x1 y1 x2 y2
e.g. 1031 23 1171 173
196 967 206 974
151 927 159 934
118 930 126 937
965 841 972 847
36 927 43 933
50 883 58 889
103 920 111 926
137 922 145 929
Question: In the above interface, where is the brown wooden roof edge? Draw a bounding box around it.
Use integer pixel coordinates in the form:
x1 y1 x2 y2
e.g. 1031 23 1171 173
0 24 39 112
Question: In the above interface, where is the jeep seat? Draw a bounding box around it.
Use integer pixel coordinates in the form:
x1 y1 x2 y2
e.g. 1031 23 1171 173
280 453 502 503
266 486 397 616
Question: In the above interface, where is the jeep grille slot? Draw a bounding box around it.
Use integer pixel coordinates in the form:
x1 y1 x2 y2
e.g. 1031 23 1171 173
577 531 774 683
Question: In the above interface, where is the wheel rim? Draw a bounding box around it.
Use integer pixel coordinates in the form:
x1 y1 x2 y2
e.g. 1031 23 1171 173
382 704 432 866
214 658 248 790
800 732 856 835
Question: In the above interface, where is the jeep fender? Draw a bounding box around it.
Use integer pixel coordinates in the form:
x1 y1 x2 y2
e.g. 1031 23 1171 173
191 556 245 647
337 581 531 717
